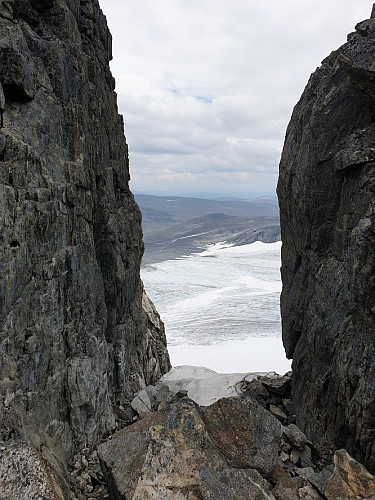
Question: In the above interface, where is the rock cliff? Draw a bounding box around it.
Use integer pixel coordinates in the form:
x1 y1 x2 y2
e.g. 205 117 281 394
278 6 375 473
0 0 170 490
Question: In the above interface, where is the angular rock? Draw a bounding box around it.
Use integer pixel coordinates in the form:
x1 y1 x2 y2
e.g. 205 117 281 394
259 373 292 397
98 397 285 499
248 378 270 399
324 449 375 499
201 395 283 477
297 465 334 496
299 446 313 469
272 463 300 500
154 382 179 407
200 467 276 500
0 1 14 20
280 451 289 463
278 5 375 471
286 444 313 469
98 401 227 499
131 387 155 414
282 398 294 415
298 484 325 499
269 404 288 422
290 448 301 466
131 383 177 415
283 424 310 450
175 389 189 398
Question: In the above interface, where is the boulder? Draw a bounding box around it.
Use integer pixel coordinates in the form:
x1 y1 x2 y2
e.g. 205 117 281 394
248 378 270 399
298 485 325 499
98 400 229 499
201 395 282 477
258 372 292 397
269 404 288 423
130 387 156 414
272 463 300 500
283 424 310 450
130 383 178 415
199 467 276 500
325 449 375 499
98 396 283 498
297 465 334 496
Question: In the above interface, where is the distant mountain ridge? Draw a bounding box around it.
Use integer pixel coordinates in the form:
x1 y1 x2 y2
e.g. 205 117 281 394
135 193 279 222
135 194 280 264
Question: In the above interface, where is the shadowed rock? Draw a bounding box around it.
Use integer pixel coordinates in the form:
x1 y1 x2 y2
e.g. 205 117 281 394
0 0 170 490
278 5 375 472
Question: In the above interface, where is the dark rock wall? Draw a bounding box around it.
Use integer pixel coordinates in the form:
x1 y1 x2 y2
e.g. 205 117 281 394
0 0 170 467
278 10 375 472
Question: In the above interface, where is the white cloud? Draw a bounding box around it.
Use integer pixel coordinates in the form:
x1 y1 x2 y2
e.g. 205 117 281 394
100 0 371 196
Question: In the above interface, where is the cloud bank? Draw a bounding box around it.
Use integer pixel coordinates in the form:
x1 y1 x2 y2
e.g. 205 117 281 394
100 0 371 197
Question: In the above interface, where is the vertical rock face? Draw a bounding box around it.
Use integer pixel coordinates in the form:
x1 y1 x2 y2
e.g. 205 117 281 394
278 8 375 472
0 0 170 468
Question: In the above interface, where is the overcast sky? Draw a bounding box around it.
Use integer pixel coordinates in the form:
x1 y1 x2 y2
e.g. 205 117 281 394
99 1 371 198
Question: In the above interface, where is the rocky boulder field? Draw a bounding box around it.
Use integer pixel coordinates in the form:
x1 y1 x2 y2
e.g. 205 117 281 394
82 370 375 499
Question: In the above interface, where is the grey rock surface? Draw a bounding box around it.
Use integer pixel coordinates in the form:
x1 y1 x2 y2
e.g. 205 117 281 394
259 372 292 397
98 397 282 499
199 467 277 500
200 395 283 478
277 6 375 472
297 466 334 497
0 440 66 499
0 0 170 487
98 400 227 499
283 424 310 451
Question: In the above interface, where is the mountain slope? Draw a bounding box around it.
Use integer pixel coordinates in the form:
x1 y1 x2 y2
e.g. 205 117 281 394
142 212 280 264
135 193 279 221
135 194 280 264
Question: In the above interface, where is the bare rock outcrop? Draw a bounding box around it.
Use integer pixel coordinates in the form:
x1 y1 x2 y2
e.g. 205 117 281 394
99 373 375 499
0 0 170 490
278 6 375 473
98 396 282 499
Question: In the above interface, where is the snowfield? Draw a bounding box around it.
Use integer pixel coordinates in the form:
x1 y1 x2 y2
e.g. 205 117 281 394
142 241 291 373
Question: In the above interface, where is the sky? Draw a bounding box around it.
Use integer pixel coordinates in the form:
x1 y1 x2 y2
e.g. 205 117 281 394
99 1 372 198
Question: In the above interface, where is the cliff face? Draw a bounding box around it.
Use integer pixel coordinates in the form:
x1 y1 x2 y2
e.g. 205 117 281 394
278 9 375 472
0 0 170 470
